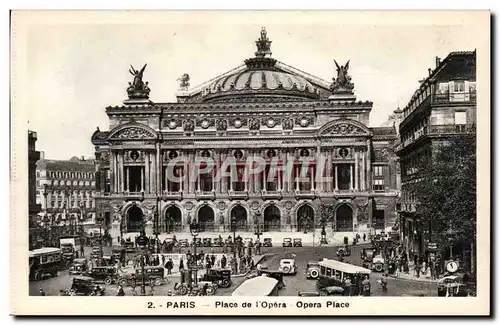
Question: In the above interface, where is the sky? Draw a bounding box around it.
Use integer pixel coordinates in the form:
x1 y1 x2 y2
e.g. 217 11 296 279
18 11 483 160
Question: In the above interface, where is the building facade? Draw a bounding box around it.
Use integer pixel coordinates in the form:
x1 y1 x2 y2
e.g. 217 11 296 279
395 51 476 256
35 156 97 230
28 130 42 249
92 29 399 238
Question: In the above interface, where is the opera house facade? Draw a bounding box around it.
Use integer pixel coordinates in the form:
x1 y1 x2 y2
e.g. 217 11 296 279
91 29 400 238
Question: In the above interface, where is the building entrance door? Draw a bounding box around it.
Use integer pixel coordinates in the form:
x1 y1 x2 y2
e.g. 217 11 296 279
335 204 353 231
127 206 143 232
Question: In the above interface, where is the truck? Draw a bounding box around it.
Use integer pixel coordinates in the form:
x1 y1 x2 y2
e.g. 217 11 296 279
59 235 82 266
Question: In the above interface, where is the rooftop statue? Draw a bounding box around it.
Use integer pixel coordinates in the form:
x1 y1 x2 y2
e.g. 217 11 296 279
127 64 150 99
177 73 190 91
330 60 354 93
255 27 272 58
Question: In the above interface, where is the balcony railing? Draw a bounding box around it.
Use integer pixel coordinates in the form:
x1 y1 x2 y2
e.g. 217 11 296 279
427 124 475 135
433 91 477 104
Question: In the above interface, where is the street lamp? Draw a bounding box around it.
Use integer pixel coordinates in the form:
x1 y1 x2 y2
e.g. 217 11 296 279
189 221 200 288
154 195 160 253
231 215 237 260
445 222 457 259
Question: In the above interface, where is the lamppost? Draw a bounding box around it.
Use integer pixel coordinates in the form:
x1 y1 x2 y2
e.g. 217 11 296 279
154 196 160 253
42 184 49 245
97 216 104 265
254 211 262 242
231 214 237 260
136 223 148 296
189 221 200 288
445 222 457 259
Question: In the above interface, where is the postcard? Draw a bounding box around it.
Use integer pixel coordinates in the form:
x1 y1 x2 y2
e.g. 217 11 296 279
10 10 490 316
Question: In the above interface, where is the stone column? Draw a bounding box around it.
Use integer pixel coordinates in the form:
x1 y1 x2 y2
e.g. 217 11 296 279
145 152 150 193
310 163 315 191
156 145 162 194
120 152 125 193
126 167 130 192
188 151 195 193
361 149 365 191
367 139 372 191
214 150 220 193
277 150 283 191
221 150 228 193
110 152 116 193
295 164 300 191
140 166 144 192
325 150 332 192
354 150 359 190
182 151 188 193
350 164 354 190
334 164 338 190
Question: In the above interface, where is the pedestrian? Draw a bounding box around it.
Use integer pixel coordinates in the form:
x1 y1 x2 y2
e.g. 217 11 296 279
380 274 388 293
221 255 227 269
415 261 421 278
162 255 166 267
179 258 185 271
361 276 371 296
117 285 125 296
80 245 85 258
344 276 352 296
39 288 46 296
166 258 174 275
211 254 216 267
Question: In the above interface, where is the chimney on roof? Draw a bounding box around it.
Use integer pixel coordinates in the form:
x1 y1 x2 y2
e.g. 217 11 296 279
435 56 441 68
40 151 45 159
81 156 85 161
428 68 432 76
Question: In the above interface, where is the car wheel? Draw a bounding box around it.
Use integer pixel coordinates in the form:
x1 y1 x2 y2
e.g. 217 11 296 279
221 279 231 288
154 278 162 286
310 269 319 279
282 266 290 273
34 271 42 281
374 263 384 272
119 278 128 287
179 285 188 296
206 286 216 295
104 277 113 285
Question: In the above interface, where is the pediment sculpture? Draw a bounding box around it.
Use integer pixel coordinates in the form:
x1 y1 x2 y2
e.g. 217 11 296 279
114 127 156 139
111 204 122 223
330 60 354 93
325 122 366 136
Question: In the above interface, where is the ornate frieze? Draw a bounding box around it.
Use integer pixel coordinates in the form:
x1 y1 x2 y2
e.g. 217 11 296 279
262 116 280 128
282 118 294 130
249 118 261 130
114 127 156 139
327 123 365 135
230 117 247 129
164 119 179 130
183 119 195 132
216 119 228 131
296 116 313 127
197 118 214 129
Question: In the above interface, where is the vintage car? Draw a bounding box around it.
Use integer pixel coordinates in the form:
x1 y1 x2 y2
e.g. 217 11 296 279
372 255 385 272
437 274 472 297
244 238 253 246
298 291 320 297
319 286 344 296
101 255 117 267
178 239 189 247
124 241 136 253
111 247 126 263
282 238 293 247
70 276 105 296
200 268 232 288
192 237 202 247
263 238 273 247
278 258 297 275
306 261 320 279
90 246 102 259
60 243 77 265
337 245 352 257
133 266 166 286
293 238 303 247
69 258 88 275
29 247 63 281
83 266 118 285
202 238 212 247
212 237 223 247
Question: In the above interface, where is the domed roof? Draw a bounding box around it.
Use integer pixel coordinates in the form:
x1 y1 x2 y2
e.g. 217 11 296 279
198 28 322 103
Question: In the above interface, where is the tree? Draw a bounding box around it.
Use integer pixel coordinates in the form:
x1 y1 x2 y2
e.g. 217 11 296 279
406 136 476 249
